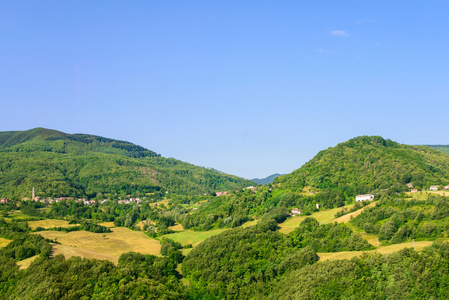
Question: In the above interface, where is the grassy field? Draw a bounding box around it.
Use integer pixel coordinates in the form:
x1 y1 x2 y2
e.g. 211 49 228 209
17 255 39 270
0 238 11 249
158 229 228 247
36 227 161 264
279 206 350 234
333 202 377 223
98 221 115 228
168 223 184 231
318 240 437 261
279 201 379 235
27 219 78 230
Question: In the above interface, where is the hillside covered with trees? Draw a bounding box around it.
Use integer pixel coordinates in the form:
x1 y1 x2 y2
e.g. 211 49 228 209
0 128 255 199
275 136 449 193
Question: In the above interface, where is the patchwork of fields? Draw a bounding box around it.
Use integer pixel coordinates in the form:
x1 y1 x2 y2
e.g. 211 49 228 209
24 198 442 265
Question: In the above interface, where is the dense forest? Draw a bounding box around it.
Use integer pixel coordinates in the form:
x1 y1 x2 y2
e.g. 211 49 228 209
0 128 255 199
275 136 449 192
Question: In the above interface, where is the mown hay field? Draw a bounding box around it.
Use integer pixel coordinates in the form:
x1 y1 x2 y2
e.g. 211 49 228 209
27 219 77 230
36 227 161 264
17 255 39 270
318 240 436 261
0 238 11 248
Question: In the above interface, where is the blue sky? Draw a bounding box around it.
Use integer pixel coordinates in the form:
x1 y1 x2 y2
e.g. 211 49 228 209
1 1 449 179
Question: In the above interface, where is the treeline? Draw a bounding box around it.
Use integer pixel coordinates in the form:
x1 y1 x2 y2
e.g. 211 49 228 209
274 243 449 299
182 224 319 299
0 218 51 261
0 252 187 299
33 221 111 234
289 217 373 252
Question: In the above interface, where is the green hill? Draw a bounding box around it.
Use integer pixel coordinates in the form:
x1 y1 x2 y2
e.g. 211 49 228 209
0 128 255 199
274 136 449 194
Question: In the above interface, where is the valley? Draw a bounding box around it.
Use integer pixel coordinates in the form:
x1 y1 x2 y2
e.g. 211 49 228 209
2 132 449 298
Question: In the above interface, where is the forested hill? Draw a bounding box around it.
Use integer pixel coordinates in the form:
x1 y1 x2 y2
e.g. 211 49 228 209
0 128 255 199
274 136 449 194
0 127 158 158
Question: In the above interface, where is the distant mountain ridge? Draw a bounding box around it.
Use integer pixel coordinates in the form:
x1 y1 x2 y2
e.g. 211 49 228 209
427 145 449 155
0 128 255 199
251 173 282 185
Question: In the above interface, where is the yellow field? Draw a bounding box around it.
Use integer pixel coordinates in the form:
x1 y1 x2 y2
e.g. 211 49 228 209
159 229 228 246
150 199 169 208
0 238 11 248
318 240 436 261
36 227 161 264
17 255 39 270
169 223 184 231
241 219 258 228
27 219 77 230
333 202 377 223
98 221 115 228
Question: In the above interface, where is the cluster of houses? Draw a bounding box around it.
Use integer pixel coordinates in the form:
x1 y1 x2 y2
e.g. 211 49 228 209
407 183 449 193
117 198 143 205
21 196 110 205
216 186 258 197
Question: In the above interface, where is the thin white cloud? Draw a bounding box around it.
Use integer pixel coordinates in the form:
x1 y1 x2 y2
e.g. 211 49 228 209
317 49 338 55
329 30 350 37
356 18 372 25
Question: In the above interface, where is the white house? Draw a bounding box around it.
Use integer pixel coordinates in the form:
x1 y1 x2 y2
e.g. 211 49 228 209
356 194 374 202
290 208 302 216
430 185 439 191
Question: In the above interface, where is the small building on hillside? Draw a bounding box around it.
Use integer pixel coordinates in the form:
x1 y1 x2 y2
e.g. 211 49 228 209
356 194 374 202
411 189 418 193
216 191 229 196
244 186 257 193
290 208 302 216
430 185 439 191
406 183 414 188
0 199 8 204
444 185 449 190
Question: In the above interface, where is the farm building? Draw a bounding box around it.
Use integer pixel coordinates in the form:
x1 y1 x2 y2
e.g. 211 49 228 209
290 208 302 216
356 194 374 202
216 191 229 196
411 189 418 193
430 185 439 191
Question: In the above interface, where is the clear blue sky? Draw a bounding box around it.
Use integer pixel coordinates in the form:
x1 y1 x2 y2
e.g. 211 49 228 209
1 1 449 179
